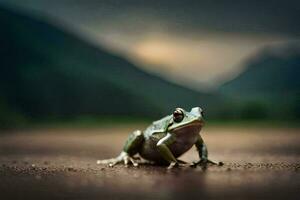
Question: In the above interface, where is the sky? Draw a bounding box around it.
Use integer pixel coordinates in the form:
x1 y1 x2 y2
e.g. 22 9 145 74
1 0 300 89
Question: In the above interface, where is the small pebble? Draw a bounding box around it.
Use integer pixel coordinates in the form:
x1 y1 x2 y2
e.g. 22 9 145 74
44 161 49 165
67 167 77 172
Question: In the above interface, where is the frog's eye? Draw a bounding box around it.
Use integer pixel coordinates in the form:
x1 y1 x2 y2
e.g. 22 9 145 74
173 108 184 123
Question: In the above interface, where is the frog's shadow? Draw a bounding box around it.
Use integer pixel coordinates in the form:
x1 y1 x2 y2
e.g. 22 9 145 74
130 158 220 172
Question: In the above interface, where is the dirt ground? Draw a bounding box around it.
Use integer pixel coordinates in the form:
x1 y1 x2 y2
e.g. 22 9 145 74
0 125 299 200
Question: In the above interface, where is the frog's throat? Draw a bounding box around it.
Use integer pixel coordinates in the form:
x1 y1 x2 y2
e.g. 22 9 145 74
168 120 203 132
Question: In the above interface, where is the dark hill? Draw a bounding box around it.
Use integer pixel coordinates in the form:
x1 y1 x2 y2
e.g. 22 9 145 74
220 44 300 95
220 44 300 119
0 6 219 126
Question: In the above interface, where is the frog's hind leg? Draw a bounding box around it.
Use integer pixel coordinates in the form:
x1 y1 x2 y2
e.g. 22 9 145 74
97 130 144 167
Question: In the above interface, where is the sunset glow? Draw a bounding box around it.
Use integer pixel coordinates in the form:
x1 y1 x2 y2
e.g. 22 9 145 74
122 33 289 87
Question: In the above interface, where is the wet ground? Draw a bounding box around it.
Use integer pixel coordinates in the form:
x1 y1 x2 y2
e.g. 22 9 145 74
0 125 299 200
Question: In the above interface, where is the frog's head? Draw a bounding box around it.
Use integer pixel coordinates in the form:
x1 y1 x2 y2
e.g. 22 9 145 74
168 107 204 134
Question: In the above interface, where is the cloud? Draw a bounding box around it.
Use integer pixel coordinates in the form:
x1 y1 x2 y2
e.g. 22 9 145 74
2 0 300 36
1 0 299 89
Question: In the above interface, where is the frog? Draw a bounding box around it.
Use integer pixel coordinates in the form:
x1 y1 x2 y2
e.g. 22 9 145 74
97 107 223 169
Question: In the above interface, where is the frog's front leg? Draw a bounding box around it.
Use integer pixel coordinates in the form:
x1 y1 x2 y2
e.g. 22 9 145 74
97 130 144 167
191 134 223 168
156 133 181 169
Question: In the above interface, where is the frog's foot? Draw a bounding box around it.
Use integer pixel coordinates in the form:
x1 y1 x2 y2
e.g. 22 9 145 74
97 152 139 167
167 162 179 169
190 159 224 168
167 160 187 169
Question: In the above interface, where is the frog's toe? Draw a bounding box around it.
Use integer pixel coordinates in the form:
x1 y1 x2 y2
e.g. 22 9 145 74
190 161 199 168
97 158 122 167
97 152 140 167
123 157 129 166
108 160 119 167
190 159 207 168
190 159 223 168
123 156 139 167
167 162 180 169
129 157 139 167
96 159 112 165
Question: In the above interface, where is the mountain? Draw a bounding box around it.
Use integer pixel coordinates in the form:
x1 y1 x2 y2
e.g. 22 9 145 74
220 44 300 119
0 6 220 127
221 44 300 95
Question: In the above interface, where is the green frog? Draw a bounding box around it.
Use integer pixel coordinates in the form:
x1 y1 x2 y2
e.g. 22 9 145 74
97 107 222 169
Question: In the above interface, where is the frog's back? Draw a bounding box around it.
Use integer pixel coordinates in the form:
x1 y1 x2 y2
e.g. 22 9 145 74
143 115 172 139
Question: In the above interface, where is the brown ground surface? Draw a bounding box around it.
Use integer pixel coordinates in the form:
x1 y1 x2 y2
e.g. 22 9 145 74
0 125 299 200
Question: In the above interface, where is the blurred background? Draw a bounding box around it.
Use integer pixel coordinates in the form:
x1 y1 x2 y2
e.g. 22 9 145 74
0 1 300 199
0 0 299 129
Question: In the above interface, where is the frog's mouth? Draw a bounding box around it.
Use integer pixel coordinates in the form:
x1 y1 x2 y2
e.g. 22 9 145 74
170 120 203 135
